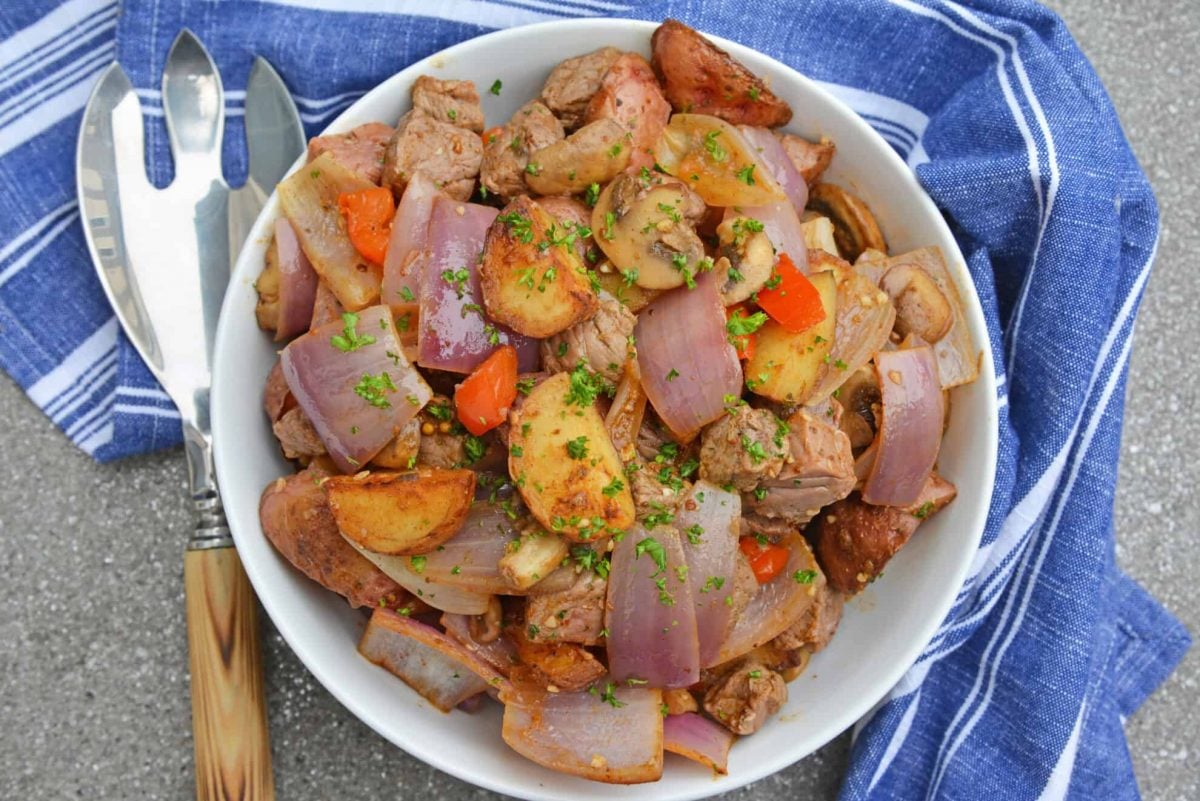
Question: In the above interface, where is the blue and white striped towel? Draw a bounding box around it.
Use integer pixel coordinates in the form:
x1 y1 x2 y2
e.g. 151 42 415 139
0 1 1190 798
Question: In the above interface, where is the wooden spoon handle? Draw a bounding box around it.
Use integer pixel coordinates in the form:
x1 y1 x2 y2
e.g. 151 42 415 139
184 546 275 801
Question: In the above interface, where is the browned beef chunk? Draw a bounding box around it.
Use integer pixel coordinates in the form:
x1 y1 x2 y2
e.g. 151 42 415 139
582 52 670 168
703 659 788 734
779 133 836 186
480 100 564 199
743 409 855 526
381 111 482 201
771 581 843 653
259 464 404 608
524 568 607 645
540 291 634 384
700 405 788 492
540 47 623 130
307 122 394 185
813 472 957 594
509 621 606 692
272 407 325 461
411 75 485 133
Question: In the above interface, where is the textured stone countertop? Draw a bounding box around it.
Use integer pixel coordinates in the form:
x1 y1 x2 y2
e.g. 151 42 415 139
0 1 1195 798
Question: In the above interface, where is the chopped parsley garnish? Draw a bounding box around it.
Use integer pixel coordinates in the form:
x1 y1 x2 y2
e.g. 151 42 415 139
666 368 680 382
741 435 769 464
584 182 601 207
330 312 376 352
736 164 756 185
463 434 486 464
602 476 625 497
489 79 502 95
703 129 728 162
607 143 622 158
426 403 452 421
524 162 541 175
599 681 625 709
727 309 769 337
642 502 675 529
701 575 726 593
441 267 470 299
620 268 639 287
684 524 705 545
747 86 761 101
353 372 396 408
656 201 681 223
509 444 524 457
556 341 569 358
634 537 667 575
516 377 536 396
564 361 608 407
447 109 457 121
496 211 534 243
398 286 415 302
566 435 589 460
409 555 427 574
571 545 611 578
603 211 616 240
914 501 936 519
793 569 817 584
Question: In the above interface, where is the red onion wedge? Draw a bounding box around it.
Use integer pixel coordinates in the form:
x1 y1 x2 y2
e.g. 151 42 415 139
862 345 944 506
382 173 440 313
636 272 742 441
663 712 735 774
345 540 493 615
277 152 380 310
359 608 503 712
500 680 664 784
417 197 538 374
281 304 431 472
441 613 519 676
606 525 700 689
272 218 318 341
674 481 740 668
406 501 572 595
738 126 809 213
716 533 826 663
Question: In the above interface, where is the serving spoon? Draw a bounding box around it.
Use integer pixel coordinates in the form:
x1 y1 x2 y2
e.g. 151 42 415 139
76 30 304 800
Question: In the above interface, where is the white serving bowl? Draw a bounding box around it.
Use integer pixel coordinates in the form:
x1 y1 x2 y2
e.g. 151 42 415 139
213 18 998 801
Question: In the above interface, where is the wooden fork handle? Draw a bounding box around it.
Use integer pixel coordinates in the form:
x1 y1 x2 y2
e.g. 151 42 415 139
185 546 275 801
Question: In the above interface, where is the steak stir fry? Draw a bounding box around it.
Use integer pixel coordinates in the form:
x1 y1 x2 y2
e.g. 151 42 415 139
254 19 980 783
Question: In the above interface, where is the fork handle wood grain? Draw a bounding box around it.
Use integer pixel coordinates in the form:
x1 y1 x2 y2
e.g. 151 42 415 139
185 547 275 801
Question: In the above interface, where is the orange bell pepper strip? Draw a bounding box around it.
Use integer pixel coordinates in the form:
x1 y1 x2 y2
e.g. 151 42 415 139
455 345 519 436
338 187 395 266
755 253 826 332
739 535 790 584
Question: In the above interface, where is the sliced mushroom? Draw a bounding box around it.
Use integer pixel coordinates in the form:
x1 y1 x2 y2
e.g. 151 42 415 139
835 366 881 451
525 118 632 196
254 235 281 333
807 182 886 262
591 170 707 290
714 215 775 304
880 264 953 343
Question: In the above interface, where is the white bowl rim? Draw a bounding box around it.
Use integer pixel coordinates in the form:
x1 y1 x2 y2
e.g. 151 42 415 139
213 16 999 800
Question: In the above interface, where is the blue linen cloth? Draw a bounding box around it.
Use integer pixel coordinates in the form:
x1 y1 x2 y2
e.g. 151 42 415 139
0 0 1189 797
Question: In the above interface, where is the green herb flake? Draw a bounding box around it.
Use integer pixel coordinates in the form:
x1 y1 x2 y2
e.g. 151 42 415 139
330 312 377 352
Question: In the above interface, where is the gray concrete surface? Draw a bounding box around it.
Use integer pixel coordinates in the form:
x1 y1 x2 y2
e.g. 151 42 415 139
0 1 1196 798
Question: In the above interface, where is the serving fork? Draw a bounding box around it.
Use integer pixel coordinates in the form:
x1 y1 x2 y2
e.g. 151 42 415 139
76 30 305 801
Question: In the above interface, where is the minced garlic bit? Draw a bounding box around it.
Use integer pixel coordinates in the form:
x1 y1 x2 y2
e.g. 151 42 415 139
590 755 607 769
888 369 903 385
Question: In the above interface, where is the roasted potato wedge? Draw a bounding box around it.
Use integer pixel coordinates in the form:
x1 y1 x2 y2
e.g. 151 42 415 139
508 371 635 542
807 183 886 263
326 468 475 555
480 196 600 338
650 19 792 128
525 119 632 196
277 152 380 310
744 269 837 404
